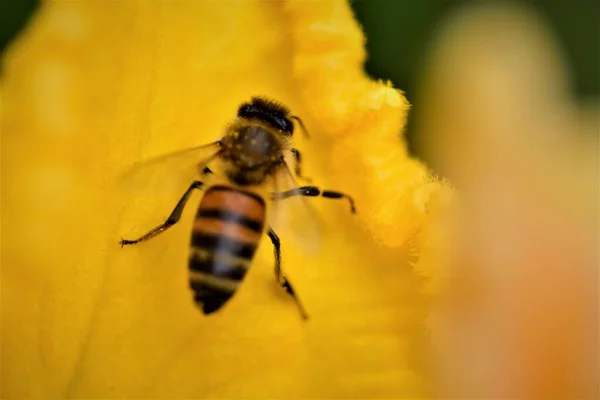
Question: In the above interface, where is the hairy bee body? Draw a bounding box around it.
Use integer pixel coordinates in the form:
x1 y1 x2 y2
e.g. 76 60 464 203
185 99 289 314
120 96 355 319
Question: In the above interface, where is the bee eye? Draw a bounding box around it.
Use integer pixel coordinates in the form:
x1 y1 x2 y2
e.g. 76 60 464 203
283 119 294 135
237 104 252 117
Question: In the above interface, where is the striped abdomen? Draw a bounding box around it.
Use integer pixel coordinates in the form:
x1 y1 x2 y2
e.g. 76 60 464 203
188 185 266 315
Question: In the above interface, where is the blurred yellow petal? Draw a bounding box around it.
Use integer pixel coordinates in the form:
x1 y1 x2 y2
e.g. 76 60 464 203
1 1 443 398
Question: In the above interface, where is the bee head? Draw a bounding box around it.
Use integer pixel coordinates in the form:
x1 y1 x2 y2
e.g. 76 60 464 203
237 97 294 135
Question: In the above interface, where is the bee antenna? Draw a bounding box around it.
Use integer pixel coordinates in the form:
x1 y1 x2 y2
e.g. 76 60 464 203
290 116 310 139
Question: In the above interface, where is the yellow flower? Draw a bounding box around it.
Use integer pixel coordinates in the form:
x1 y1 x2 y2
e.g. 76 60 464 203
1 1 445 398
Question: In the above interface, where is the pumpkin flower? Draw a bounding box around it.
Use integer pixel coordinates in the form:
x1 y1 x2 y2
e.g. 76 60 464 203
1 0 447 398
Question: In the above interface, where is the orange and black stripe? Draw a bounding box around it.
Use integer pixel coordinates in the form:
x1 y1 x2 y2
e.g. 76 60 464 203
188 185 266 314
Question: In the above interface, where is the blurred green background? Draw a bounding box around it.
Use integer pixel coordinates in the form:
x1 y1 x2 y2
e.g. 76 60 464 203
1 0 598 157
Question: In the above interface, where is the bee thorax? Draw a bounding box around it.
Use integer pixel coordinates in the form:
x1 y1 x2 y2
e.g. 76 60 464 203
221 125 282 178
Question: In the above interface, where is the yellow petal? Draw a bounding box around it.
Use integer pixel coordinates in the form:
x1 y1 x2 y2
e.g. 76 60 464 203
287 1 447 249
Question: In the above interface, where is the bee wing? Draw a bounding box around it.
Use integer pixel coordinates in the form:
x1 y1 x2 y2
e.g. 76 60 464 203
268 161 324 255
117 141 222 198
110 142 221 303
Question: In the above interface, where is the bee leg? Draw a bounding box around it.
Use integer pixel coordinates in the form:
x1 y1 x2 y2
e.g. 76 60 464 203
272 186 356 214
267 227 309 320
120 180 204 247
290 148 312 183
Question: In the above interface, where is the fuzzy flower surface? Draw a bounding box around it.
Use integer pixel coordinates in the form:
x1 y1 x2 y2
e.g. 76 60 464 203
1 1 445 398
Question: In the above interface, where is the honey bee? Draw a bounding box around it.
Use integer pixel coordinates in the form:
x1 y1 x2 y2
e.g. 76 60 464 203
119 97 355 320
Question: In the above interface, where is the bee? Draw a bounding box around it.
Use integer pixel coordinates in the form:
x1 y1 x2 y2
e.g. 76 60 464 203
119 97 355 320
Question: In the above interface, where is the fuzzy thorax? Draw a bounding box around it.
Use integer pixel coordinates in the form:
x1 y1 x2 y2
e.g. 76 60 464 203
220 118 291 185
